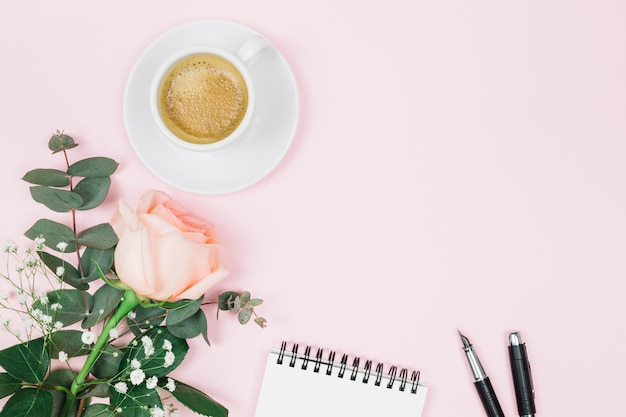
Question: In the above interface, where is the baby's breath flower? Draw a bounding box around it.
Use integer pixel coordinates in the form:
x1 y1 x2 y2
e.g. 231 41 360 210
23 318 33 329
127 311 136 320
40 314 53 325
149 406 165 417
114 382 128 394
55 266 65 276
56 241 68 252
54 321 63 330
165 378 176 392
131 359 141 369
0 318 10 327
109 328 119 339
81 331 96 345
3 240 17 253
145 375 158 389
164 351 175 367
0 292 9 301
15 263 25 273
50 303 62 311
162 339 172 351
58 351 69 362
18 294 27 305
142 336 155 357
34 237 46 250
130 369 146 385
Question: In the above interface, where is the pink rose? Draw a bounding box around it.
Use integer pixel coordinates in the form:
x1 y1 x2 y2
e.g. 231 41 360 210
110 190 228 301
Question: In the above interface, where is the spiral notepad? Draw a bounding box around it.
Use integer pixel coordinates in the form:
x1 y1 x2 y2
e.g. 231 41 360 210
254 342 428 417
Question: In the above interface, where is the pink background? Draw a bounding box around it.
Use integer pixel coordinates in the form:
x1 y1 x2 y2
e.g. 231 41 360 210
1 1 625 416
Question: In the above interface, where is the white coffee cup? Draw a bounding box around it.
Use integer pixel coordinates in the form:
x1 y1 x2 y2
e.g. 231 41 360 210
150 36 268 152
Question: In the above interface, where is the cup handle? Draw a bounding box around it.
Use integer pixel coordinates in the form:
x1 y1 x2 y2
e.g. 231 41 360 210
237 36 269 67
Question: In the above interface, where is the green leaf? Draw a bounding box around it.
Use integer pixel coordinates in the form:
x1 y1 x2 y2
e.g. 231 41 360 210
33 290 93 327
24 219 76 253
74 176 111 210
0 338 49 384
48 132 78 154
22 169 70 187
75 223 118 250
82 284 123 328
238 307 253 324
165 297 203 326
168 380 228 417
46 330 91 358
91 344 122 379
38 251 87 290
0 373 21 399
68 157 118 178
0 388 53 417
120 327 188 378
82 404 115 417
127 305 165 335
81 248 115 282
45 370 77 417
167 309 208 341
111 383 161 417
29 186 83 213
218 292 239 311
77 382 111 399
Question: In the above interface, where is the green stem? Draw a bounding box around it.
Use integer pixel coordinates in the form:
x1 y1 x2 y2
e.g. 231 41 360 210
59 290 140 417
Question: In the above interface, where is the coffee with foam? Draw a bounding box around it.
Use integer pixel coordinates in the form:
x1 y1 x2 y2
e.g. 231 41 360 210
157 53 248 144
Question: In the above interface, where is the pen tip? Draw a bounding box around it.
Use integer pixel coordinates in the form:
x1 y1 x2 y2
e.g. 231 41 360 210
457 329 471 348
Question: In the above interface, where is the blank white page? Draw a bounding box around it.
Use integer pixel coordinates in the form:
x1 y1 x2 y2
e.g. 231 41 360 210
254 347 428 417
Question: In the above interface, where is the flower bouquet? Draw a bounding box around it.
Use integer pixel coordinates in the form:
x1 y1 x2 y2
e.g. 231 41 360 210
0 132 265 417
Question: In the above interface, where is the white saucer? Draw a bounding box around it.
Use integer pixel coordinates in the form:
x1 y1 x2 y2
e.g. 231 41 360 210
123 20 299 195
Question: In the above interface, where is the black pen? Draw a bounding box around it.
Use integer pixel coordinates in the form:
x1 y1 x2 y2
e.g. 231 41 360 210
458 330 506 417
508 331 536 417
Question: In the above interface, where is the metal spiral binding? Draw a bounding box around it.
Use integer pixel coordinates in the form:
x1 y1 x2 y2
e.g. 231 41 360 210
276 342 422 394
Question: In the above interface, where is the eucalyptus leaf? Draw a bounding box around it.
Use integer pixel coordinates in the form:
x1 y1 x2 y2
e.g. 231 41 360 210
46 330 91 358
33 290 93 327
38 251 87 290
74 176 111 210
44 369 75 389
48 133 77 153
24 219 76 253
218 292 239 311
91 344 123 379
22 169 70 187
0 373 21 399
167 380 228 417
77 383 111 399
82 284 123 328
81 247 115 282
246 298 264 307
75 223 118 250
167 309 208 341
0 388 53 417
29 186 83 213
127 305 165 335
0 338 49 384
238 307 253 325
44 371 76 417
67 157 118 178
166 297 203 326
120 327 188 378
